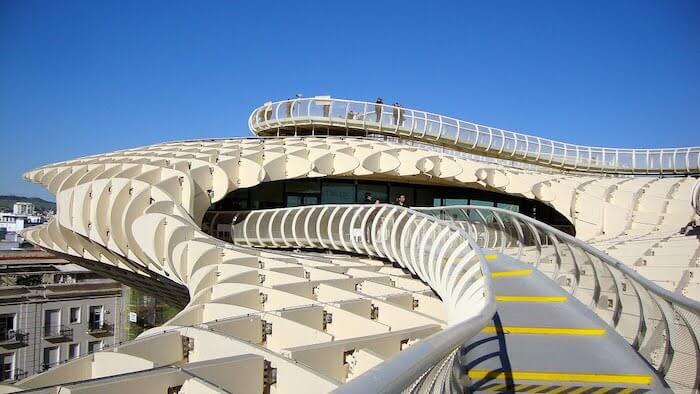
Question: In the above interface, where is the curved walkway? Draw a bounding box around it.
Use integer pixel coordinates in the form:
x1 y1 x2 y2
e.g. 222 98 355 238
232 205 677 393
249 97 700 175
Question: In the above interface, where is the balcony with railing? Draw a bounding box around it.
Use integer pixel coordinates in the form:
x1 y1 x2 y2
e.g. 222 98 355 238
1 367 27 382
87 320 112 336
249 97 700 175
12 368 27 381
42 324 73 341
0 329 27 346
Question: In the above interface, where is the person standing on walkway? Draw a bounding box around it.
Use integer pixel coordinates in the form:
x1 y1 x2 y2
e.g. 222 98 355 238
375 98 383 123
285 98 293 117
395 194 408 207
392 102 400 126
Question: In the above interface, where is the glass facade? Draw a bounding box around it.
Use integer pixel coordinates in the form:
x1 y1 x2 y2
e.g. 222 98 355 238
206 178 575 235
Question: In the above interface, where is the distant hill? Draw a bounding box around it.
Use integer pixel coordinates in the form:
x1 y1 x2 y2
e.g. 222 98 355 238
0 195 56 212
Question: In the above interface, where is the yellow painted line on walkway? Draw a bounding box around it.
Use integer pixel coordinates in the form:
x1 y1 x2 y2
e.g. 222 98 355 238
546 387 570 394
591 387 614 394
491 269 532 278
481 326 606 336
496 295 567 303
568 387 590 394
617 388 637 394
467 370 652 385
484 383 507 392
485 254 499 260
525 385 549 393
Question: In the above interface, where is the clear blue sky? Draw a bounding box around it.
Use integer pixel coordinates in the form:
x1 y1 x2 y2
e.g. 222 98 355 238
1 1 698 201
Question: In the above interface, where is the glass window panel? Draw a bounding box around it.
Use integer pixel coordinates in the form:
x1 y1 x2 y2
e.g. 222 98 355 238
458 122 478 146
477 126 491 149
470 199 494 207
565 148 577 166
250 182 284 209
322 181 355 204
618 151 633 170
445 198 468 206
413 113 426 134
526 136 540 158
425 114 441 137
331 102 348 119
415 189 435 207
632 151 644 169
286 195 302 207
552 143 566 165
286 179 321 194
357 183 388 204
381 104 394 127
399 110 415 134
270 102 282 121
604 152 616 169
688 151 699 172
491 133 503 151
649 152 661 169
590 149 603 167
503 134 516 154
661 152 674 170
210 188 248 211
496 202 519 212
346 102 365 121
442 118 458 140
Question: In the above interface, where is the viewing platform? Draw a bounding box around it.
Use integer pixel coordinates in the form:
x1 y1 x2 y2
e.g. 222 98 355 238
250 96 700 175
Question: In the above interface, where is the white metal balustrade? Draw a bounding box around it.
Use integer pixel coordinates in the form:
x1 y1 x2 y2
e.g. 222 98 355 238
249 97 700 175
416 205 700 393
231 204 496 393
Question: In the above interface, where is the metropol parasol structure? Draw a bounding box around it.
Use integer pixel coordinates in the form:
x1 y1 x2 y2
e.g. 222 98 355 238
5 96 700 393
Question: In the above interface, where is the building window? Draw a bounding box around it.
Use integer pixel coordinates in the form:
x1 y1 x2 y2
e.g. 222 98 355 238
42 347 59 371
69 343 80 359
88 340 103 354
69 307 81 324
1 353 13 382
43 309 60 337
88 306 103 330
0 314 15 342
249 182 284 209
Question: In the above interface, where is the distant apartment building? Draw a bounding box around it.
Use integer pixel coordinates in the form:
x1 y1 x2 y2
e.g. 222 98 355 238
12 203 34 217
1 202 49 244
0 257 124 382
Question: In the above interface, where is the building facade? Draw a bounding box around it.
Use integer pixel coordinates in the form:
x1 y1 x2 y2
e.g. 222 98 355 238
12 203 35 217
4 97 700 393
0 258 124 382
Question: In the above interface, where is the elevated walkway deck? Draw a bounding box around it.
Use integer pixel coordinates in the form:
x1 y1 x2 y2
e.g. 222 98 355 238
465 252 666 393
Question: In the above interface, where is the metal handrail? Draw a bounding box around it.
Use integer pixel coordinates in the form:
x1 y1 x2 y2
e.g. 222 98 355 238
415 205 700 393
692 178 700 216
230 204 497 393
249 97 700 175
